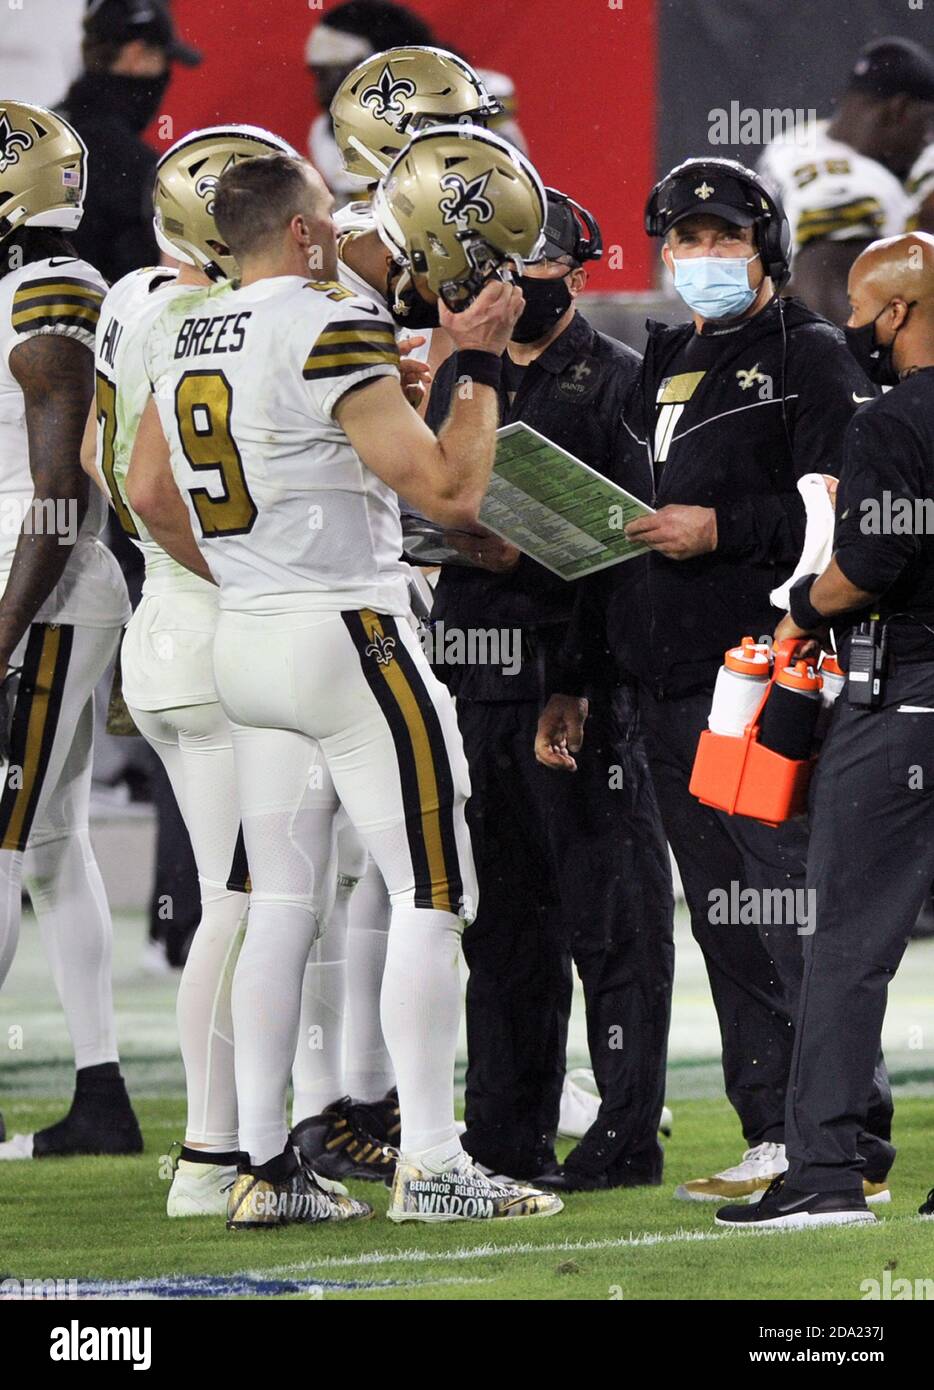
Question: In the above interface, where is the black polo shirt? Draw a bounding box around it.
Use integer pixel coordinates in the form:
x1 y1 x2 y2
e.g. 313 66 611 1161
426 310 642 702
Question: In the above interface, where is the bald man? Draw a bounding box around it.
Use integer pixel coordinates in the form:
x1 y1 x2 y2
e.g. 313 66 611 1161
717 232 934 1229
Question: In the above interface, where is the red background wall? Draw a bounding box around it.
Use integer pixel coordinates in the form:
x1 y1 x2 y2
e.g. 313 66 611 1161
157 0 656 291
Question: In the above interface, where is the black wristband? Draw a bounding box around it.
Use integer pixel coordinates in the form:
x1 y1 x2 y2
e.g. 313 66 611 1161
788 573 825 630
456 349 503 391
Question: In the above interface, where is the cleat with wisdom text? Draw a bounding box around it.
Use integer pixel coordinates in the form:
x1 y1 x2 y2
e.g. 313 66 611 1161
388 1150 564 1223
226 1147 372 1229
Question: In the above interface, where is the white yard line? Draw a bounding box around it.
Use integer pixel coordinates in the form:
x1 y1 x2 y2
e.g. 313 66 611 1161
253 1228 736 1279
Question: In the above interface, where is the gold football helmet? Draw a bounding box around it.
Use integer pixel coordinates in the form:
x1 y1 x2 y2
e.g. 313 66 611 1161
153 124 299 280
372 124 546 313
331 46 502 180
0 100 87 244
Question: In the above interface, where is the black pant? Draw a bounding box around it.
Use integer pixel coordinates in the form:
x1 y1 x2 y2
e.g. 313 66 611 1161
458 687 674 1175
638 681 893 1148
786 661 934 1190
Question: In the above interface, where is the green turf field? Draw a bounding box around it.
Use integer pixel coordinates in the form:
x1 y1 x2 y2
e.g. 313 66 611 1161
2 908 933 1301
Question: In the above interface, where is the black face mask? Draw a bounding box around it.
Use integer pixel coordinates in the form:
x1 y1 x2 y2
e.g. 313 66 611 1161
386 263 440 330
510 271 573 344
843 301 916 387
103 70 172 131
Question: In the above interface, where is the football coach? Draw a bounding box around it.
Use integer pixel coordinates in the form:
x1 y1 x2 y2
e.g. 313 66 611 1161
426 188 674 1192
538 158 892 1203
717 231 934 1229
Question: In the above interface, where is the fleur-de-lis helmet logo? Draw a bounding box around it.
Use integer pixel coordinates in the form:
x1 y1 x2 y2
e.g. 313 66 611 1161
438 170 494 228
365 631 397 666
194 154 237 217
360 63 417 125
0 111 34 174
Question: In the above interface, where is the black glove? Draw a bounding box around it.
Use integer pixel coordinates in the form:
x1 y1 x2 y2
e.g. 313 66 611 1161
0 667 21 766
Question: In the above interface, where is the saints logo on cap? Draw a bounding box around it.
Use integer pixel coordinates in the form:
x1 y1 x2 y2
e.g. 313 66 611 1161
360 64 417 124
694 181 714 200
438 170 494 227
0 112 34 173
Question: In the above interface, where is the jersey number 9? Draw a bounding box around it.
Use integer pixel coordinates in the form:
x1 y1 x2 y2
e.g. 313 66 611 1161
174 370 258 537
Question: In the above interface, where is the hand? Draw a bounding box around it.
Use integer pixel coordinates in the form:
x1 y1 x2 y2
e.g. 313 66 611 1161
535 694 589 772
821 474 838 509
624 504 718 560
443 526 520 572
439 279 525 356
774 614 823 659
397 338 432 407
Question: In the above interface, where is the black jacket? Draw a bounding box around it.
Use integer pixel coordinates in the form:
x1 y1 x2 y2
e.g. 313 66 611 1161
59 74 160 286
427 310 641 702
556 296 876 699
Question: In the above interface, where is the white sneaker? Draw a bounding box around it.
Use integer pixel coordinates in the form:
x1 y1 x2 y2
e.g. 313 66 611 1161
388 1150 563 1223
559 1069 674 1141
0 1133 34 1161
558 1069 600 1139
675 1141 788 1202
167 1159 238 1217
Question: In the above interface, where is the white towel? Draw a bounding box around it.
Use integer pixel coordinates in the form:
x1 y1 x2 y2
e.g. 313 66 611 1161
770 473 836 611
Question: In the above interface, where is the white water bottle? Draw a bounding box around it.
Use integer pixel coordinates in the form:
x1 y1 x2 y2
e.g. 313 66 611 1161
708 637 771 737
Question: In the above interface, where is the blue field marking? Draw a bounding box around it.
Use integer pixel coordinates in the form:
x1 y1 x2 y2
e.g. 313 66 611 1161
66 1274 408 1299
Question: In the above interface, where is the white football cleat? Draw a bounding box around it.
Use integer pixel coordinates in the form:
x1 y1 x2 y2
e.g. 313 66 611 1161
167 1159 238 1217
0 1132 34 1160
388 1150 563 1223
675 1141 788 1202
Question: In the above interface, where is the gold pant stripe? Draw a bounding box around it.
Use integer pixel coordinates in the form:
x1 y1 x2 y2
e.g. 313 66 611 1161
0 626 68 852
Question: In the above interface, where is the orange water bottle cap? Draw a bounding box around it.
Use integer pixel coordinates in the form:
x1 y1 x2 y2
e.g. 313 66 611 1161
724 637 770 675
775 658 821 692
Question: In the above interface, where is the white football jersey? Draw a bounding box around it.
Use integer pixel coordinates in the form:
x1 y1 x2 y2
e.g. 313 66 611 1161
94 266 213 597
0 256 129 628
759 120 909 253
145 274 409 616
906 142 934 230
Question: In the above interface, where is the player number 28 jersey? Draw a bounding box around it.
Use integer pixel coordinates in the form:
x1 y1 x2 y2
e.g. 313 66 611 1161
145 274 409 616
0 256 129 628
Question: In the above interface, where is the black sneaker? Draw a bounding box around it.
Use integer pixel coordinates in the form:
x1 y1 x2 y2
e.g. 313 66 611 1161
716 1175 876 1229
291 1097 397 1183
918 1187 934 1218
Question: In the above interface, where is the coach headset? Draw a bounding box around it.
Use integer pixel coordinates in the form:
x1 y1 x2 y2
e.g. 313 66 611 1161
644 157 795 459
542 186 604 264
644 157 791 287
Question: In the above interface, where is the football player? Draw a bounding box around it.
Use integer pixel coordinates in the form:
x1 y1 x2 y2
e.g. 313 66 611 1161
287 44 504 1183
759 36 934 324
81 124 306 1215
128 129 563 1225
0 101 139 1161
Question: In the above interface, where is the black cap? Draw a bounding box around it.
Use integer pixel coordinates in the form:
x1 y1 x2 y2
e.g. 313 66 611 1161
540 189 602 264
652 166 764 235
84 0 202 66
848 36 934 102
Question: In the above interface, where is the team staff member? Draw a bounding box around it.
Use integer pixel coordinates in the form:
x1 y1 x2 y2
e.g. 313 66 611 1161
59 0 201 284
539 159 891 1204
428 191 674 1191
719 232 934 1229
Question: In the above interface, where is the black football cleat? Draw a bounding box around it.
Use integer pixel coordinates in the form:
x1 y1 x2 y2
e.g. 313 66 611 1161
918 1187 934 1218
291 1096 397 1183
0 1065 142 1160
351 1087 401 1146
716 1175 876 1229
